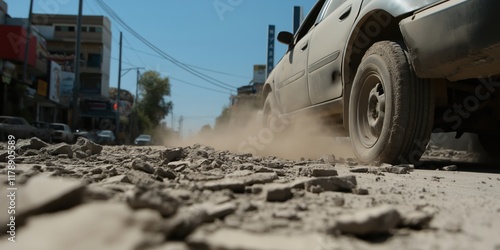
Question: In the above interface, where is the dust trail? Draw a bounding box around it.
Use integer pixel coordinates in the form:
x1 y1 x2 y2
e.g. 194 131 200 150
157 108 355 161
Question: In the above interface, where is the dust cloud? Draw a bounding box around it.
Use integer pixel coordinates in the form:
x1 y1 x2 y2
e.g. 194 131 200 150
158 109 355 161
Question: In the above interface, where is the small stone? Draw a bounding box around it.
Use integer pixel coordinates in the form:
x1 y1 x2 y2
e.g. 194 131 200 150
155 167 177 180
333 205 401 235
273 210 300 220
23 149 39 156
352 188 369 195
161 148 184 162
167 161 190 170
126 170 164 188
130 159 155 174
126 188 179 217
400 211 434 229
17 137 48 151
349 167 369 173
264 184 293 202
304 176 357 193
74 150 89 159
44 143 73 158
101 174 130 184
163 205 209 240
442 165 458 171
251 184 264 194
72 137 103 155
383 164 413 174
203 179 246 193
206 202 237 221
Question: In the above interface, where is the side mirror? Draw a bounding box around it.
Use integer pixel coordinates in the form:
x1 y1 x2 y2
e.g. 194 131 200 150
277 31 294 45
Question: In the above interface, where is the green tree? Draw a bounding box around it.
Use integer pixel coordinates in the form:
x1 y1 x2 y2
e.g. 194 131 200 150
137 70 173 130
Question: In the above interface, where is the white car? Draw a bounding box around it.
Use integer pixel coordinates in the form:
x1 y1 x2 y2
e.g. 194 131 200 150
50 123 74 143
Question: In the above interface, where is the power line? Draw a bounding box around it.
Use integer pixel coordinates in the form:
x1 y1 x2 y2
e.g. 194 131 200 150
169 76 230 95
121 45 250 80
94 0 236 92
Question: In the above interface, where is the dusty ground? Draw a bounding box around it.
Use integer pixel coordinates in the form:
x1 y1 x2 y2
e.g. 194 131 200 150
0 137 499 250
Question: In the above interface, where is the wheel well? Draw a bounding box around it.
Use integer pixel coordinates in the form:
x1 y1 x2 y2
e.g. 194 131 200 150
342 10 407 131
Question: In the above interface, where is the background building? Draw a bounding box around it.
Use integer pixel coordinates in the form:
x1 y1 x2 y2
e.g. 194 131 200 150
32 14 114 129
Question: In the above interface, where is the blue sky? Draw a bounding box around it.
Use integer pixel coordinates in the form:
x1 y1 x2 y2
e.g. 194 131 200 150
6 0 314 136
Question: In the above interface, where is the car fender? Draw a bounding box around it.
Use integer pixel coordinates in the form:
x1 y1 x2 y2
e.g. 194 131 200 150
340 0 441 132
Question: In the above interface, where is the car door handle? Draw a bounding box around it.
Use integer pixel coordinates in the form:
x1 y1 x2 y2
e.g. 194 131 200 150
301 41 309 51
339 5 352 21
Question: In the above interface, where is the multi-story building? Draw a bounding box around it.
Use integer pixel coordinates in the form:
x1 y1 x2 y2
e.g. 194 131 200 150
32 14 111 98
32 14 114 130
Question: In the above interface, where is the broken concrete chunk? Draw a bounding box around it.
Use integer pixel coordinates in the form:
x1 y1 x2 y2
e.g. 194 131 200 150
161 148 184 162
167 161 190 170
73 137 103 155
126 188 179 217
264 184 293 202
154 167 177 180
163 205 209 240
0 175 84 226
333 205 402 235
126 170 163 188
44 143 73 158
442 165 458 171
206 202 237 221
130 159 155 174
400 210 434 229
17 137 48 151
304 176 357 193
0 203 163 250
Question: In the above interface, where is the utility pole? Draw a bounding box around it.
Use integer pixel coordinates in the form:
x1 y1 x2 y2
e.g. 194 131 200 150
72 0 83 130
22 0 34 83
115 32 122 143
178 115 184 137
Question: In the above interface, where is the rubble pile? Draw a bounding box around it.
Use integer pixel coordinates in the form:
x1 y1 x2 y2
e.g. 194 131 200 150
0 137 498 250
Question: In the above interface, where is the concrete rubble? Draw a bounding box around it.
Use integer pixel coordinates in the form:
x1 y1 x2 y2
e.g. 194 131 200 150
0 139 499 250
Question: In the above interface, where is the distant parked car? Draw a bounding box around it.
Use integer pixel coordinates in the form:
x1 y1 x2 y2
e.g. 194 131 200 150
31 121 53 143
134 134 152 145
50 123 74 143
97 130 116 145
0 116 37 141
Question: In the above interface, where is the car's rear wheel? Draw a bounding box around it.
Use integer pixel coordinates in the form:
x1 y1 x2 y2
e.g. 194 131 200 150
349 41 434 164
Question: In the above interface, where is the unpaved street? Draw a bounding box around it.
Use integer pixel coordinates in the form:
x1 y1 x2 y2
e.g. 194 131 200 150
1 137 499 250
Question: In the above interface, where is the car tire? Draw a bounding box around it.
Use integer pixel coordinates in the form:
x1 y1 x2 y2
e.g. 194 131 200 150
348 41 434 164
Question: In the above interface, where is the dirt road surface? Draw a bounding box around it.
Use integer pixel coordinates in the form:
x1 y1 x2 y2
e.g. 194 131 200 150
0 137 499 250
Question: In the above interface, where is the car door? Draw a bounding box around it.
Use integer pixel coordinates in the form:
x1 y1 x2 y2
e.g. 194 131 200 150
307 0 362 104
276 0 327 113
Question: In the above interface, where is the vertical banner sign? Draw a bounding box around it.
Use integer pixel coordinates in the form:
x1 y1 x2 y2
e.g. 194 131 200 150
293 6 304 34
267 25 275 77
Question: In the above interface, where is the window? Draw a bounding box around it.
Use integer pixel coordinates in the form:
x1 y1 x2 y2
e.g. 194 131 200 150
95 27 103 33
316 0 347 23
89 27 96 32
87 53 102 68
295 0 327 41
68 26 75 32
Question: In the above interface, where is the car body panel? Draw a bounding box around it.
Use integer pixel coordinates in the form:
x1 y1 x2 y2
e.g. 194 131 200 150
399 0 500 80
308 0 363 104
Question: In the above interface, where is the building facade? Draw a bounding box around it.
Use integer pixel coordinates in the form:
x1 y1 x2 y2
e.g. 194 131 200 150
32 14 114 130
32 14 112 98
